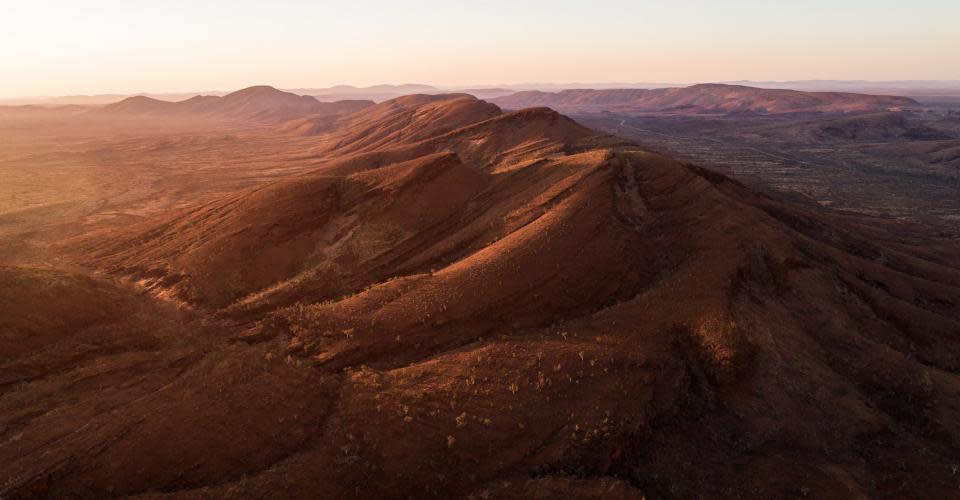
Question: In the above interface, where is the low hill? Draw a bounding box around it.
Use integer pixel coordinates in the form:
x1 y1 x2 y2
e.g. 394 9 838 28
97 85 374 123
0 104 89 120
493 83 919 115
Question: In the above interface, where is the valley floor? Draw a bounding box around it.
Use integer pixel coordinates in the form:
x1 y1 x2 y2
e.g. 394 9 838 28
579 111 960 223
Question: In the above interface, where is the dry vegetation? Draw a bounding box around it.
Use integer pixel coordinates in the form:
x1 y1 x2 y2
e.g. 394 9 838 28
2 87 960 498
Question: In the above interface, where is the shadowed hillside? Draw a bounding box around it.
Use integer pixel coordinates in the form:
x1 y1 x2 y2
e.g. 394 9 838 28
2 93 960 499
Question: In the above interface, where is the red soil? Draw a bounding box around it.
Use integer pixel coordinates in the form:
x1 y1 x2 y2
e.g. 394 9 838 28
2 93 959 499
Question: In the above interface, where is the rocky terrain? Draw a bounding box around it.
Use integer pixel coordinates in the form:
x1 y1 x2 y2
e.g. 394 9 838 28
492 84 960 222
2 89 960 499
577 109 960 222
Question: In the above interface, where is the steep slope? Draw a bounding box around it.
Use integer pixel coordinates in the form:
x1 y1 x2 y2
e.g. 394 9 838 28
75 95 618 309
97 86 374 123
4 95 960 499
81 151 486 309
289 94 501 144
493 83 919 115
0 266 150 362
0 265 334 499
277 100 374 135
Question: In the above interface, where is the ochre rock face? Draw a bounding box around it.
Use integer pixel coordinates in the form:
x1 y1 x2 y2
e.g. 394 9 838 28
2 92 959 499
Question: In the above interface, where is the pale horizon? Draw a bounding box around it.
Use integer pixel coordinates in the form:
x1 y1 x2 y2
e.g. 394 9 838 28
9 79 960 101
3 0 959 99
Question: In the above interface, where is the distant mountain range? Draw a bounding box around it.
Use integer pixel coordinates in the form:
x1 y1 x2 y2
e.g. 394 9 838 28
84 83 926 127
723 80 960 96
491 84 919 115
0 91 229 106
5 80 960 107
96 86 373 123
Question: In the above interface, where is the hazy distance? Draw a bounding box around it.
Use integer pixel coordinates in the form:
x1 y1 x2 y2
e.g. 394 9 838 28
3 0 959 99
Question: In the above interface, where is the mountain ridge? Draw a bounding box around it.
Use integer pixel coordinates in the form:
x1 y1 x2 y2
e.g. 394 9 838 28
492 83 920 115
97 85 375 123
2 91 959 499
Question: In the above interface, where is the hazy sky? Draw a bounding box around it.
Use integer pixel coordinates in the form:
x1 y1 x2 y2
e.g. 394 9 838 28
2 0 959 97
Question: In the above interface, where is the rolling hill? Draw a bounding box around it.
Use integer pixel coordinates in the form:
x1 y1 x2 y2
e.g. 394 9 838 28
2 93 960 499
492 83 919 115
97 85 374 123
